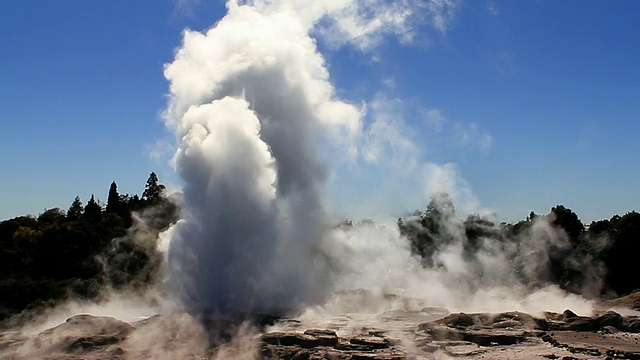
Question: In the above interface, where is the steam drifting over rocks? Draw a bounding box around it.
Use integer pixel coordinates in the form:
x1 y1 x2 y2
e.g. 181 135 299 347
161 0 598 320
3 308 639 359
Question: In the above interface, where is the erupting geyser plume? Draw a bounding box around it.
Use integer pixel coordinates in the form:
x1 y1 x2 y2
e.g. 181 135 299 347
164 0 594 317
163 0 430 314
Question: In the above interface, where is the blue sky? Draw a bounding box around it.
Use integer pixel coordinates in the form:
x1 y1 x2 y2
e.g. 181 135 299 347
1 0 639 223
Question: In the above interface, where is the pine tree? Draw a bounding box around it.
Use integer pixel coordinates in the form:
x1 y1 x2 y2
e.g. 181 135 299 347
142 172 162 205
83 195 103 223
106 181 120 215
67 196 84 221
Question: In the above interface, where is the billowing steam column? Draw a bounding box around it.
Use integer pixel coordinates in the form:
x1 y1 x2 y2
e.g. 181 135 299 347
163 3 361 315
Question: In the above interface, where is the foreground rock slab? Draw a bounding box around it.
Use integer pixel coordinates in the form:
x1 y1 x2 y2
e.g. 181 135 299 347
260 329 404 359
415 310 640 359
1 308 639 359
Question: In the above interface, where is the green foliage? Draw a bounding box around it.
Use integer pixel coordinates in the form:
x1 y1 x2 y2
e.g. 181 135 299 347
106 181 121 215
399 192 463 267
0 172 179 322
67 196 83 221
142 172 164 205
83 195 103 224
550 205 584 243
399 199 640 298
38 208 65 227
604 211 640 295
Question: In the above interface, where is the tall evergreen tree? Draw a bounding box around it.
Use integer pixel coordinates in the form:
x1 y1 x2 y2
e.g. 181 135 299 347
83 195 103 223
67 196 84 221
106 181 120 215
142 172 162 205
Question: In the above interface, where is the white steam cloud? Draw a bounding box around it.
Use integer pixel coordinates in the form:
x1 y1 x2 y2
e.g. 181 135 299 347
163 0 592 319
316 219 592 316
163 0 370 314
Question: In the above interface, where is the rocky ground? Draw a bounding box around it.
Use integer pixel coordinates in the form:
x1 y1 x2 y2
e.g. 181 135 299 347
1 295 640 359
259 307 640 359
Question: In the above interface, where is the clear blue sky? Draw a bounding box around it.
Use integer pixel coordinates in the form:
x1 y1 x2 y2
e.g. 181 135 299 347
1 0 639 223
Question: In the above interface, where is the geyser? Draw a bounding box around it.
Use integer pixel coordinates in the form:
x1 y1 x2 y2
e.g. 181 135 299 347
163 0 373 314
163 0 593 318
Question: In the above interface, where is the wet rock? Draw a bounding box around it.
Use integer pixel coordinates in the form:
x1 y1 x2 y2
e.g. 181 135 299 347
350 349 405 360
67 334 122 351
415 308 639 357
418 323 464 342
303 329 338 346
260 331 320 348
543 311 563 321
435 311 544 331
259 329 403 360
562 309 578 320
419 316 528 347
596 311 624 329
544 312 601 332
366 329 386 337
432 340 475 347
37 314 133 353
5 307 640 360
600 325 622 334
542 334 561 347
623 316 640 333
563 316 599 331
334 339 373 351
491 319 522 329
261 344 305 359
420 343 440 352
543 332 640 359
463 330 526 346
441 313 476 328
606 348 640 360
349 335 389 349
442 343 487 357
491 311 547 330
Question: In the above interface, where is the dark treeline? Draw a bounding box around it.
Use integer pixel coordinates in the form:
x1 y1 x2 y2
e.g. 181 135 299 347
0 172 179 321
398 192 640 299
2 180 638 322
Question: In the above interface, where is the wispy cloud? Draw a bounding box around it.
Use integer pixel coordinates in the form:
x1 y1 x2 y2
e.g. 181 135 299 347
423 108 447 132
172 0 201 17
359 97 493 170
361 95 419 172
311 0 460 51
486 1 499 15
422 107 493 152
454 122 493 152
427 0 460 32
